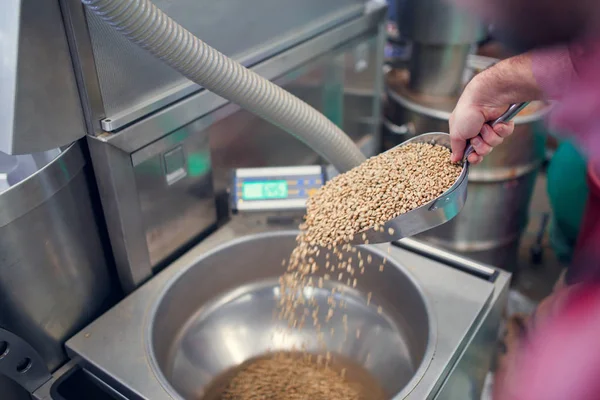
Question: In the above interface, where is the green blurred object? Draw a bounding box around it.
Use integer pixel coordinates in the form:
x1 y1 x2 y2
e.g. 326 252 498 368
187 153 211 177
547 140 589 263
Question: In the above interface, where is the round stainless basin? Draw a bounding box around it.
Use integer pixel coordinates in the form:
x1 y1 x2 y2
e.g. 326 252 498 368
148 231 435 399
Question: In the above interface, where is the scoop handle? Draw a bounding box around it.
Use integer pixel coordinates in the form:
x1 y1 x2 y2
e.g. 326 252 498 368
463 102 529 161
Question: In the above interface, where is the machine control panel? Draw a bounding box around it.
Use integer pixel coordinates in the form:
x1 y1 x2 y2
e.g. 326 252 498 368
232 165 326 212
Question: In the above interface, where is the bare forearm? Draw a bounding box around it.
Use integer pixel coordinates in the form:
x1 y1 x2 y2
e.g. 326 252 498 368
450 45 578 162
465 52 545 106
468 45 577 104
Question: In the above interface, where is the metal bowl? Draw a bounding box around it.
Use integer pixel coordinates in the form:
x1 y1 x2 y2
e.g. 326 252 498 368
148 231 435 399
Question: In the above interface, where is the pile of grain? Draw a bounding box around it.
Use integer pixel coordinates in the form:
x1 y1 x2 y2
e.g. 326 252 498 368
217 142 460 399
302 142 461 247
221 354 363 400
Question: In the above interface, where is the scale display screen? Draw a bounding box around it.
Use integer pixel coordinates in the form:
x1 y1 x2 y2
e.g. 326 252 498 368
232 165 326 212
242 180 288 200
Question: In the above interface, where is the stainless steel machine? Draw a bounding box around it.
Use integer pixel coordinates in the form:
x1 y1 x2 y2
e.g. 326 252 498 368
59 218 509 400
1 1 510 399
0 143 120 400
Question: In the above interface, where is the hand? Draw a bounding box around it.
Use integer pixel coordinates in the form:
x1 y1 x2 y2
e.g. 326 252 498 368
449 53 543 164
449 76 516 164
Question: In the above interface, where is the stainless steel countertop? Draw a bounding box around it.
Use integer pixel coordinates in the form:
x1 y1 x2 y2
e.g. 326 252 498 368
65 216 509 399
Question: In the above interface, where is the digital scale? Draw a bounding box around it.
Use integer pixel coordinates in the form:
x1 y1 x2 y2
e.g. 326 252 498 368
231 165 327 212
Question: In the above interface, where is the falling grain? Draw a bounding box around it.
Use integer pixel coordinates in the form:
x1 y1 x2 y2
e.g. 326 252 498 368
265 142 459 399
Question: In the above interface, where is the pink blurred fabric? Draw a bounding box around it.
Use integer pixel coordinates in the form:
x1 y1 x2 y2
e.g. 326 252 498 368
445 1 600 399
531 40 600 161
495 41 600 400
494 284 600 400
530 45 577 100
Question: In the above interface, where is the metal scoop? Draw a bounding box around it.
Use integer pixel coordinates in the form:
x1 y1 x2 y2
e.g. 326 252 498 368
352 102 529 245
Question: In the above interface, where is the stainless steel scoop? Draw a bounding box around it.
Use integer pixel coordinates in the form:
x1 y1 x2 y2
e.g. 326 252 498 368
352 102 529 245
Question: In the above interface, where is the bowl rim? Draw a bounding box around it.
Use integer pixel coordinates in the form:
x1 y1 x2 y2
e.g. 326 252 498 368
145 230 438 400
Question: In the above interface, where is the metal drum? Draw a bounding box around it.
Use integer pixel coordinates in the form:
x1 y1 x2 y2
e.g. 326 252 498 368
395 0 485 96
383 69 548 269
0 142 118 398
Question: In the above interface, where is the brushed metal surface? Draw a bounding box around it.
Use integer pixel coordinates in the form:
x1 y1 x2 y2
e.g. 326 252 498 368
59 0 107 136
396 237 497 279
0 143 118 375
150 232 433 399
435 268 510 400
132 119 217 269
420 170 539 251
424 237 521 274
84 0 365 128
396 0 484 97
0 0 86 154
98 11 384 150
88 30 383 293
0 148 78 227
210 37 382 195
87 137 153 293
66 218 501 399
397 0 484 45
408 43 472 96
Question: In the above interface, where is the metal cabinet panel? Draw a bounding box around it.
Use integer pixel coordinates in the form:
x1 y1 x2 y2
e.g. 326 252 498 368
87 12 386 292
209 35 383 194
84 0 366 128
132 120 218 268
0 0 86 154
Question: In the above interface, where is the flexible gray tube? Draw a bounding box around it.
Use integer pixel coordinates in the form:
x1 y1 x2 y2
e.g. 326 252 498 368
81 0 367 172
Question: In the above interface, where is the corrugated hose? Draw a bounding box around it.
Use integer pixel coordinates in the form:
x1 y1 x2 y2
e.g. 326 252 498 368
81 0 367 172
